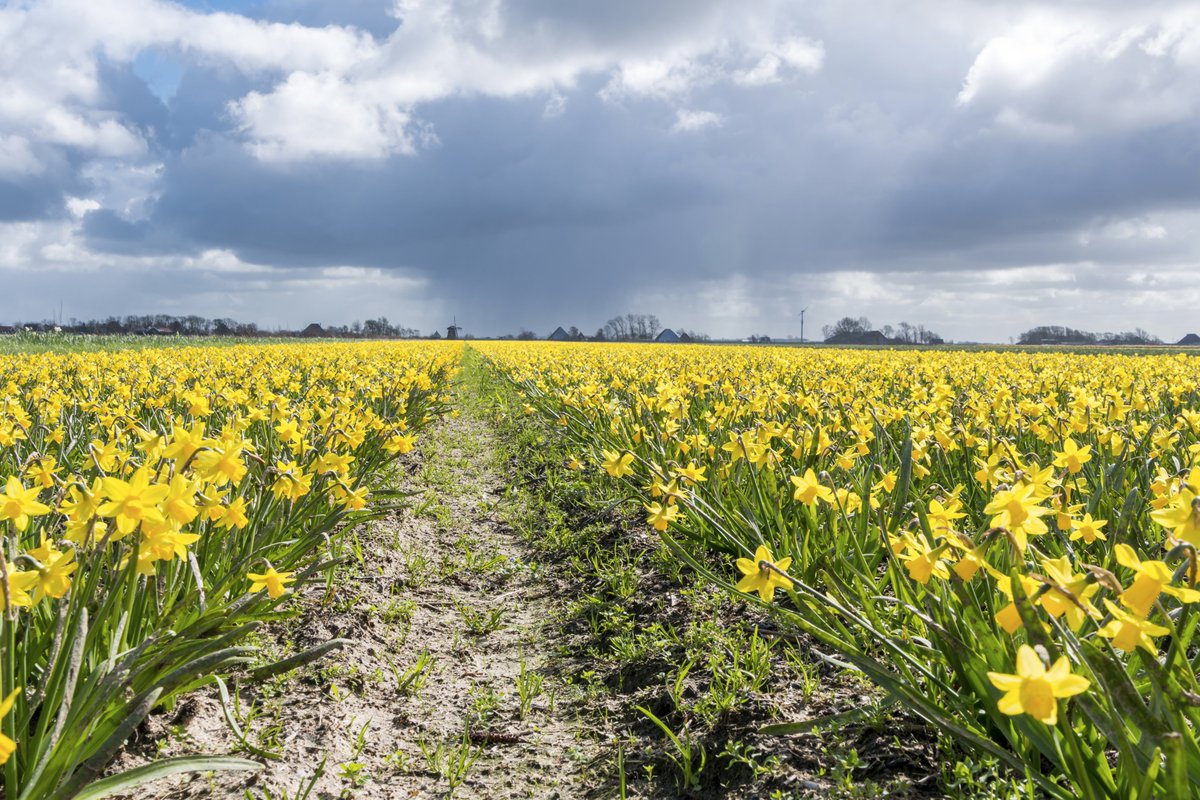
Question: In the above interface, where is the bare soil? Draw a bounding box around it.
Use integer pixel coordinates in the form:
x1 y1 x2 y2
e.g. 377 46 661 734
116 408 602 799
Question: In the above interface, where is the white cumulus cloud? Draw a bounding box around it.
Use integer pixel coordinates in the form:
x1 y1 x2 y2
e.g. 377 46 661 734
957 6 1200 135
671 108 724 133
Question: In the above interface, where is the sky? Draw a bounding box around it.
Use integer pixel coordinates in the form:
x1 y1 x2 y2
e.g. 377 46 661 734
3 0 1200 342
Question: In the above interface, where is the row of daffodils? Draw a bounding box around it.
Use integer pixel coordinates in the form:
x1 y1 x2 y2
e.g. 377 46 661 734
478 341 1200 799
0 341 459 798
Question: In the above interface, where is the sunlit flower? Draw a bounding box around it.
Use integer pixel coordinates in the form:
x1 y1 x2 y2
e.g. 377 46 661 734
735 545 794 602
988 645 1089 725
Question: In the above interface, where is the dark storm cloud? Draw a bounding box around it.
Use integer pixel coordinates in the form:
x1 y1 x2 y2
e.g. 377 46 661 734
0 176 68 221
881 122 1200 255
83 82 741 329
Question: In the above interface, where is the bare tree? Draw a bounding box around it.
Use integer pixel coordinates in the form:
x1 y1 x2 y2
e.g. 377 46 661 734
604 313 661 340
822 316 872 340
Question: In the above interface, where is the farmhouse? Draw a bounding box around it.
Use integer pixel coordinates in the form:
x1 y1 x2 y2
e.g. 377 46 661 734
655 328 680 343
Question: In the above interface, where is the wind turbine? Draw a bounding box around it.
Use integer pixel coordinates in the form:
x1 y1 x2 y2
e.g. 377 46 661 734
798 307 809 344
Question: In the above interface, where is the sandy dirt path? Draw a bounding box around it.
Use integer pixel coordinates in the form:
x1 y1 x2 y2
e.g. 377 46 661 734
126 395 600 799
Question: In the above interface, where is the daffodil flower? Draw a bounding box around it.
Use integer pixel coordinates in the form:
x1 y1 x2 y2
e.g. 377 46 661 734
601 450 635 478
0 688 20 765
248 567 296 599
0 476 51 531
28 538 78 602
644 501 680 532
673 462 707 484
736 545 794 602
385 433 417 454
1 563 39 611
789 468 833 506
1052 438 1092 474
1097 600 1170 654
1150 486 1200 545
1114 544 1200 616
97 468 170 536
895 531 950 584
984 483 1051 551
1068 513 1107 544
992 573 1043 634
1037 555 1099 630
988 644 1089 725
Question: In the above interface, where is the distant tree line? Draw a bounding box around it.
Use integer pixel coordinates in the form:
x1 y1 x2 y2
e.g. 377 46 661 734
600 313 662 341
353 317 421 338
822 316 944 345
10 314 426 339
495 316 710 342
1016 325 1161 346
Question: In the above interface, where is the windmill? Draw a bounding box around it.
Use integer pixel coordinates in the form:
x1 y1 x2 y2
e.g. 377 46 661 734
446 316 462 340
798 306 809 344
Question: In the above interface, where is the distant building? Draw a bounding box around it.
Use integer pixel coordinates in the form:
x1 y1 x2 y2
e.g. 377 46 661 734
300 323 326 338
655 328 680 343
547 326 569 341
446 323 461 340
1179 333 1200 346
678 331 693 342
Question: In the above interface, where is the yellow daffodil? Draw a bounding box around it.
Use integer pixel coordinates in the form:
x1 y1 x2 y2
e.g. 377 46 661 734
1114 544 1200 617
0 688 20 764
1150 486 1200 545
601 450 635 478
193 443 248 485
1 563 39 611
735 545 794 602
984 483 1050 551
895 531 950 585
214 496 250 530
0 476 52 532
993 573 1043 634
1097 600 1170 654
644 501 681 532
97 467 170 536
248 567 296 599
1068 513 1107 544
988 644 1089 725
1037 555 1099 630
385 433 417 454
28 538 78 602
1052 439 1092 474
789 468 833 506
